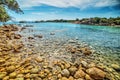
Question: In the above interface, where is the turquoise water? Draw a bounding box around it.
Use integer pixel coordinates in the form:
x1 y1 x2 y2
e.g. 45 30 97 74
2 22 120 54
20 22 120 53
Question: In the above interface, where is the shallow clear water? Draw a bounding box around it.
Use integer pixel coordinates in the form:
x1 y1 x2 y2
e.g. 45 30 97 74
2 22 120 54
18 22 120 54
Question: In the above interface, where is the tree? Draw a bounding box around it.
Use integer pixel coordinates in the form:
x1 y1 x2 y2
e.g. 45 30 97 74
0 6 11 22
93 17 100 24
0 0 23 22
100 18 108 23
76 18 79 21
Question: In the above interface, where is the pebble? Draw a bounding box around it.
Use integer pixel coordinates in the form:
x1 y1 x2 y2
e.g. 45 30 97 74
0 72 7 79
85 74 93 80
0 25 119 80
74 69 86 79
61 77 68 80
6 65 16 72
34 35 43 38
15 77 24 80
30 68 39 74
61 69 70 77
17 74 24 78
111 64 120 71
9 72 17 78
3 76 9 80
69 66 77 75
68 40 76 43
81 61 88 68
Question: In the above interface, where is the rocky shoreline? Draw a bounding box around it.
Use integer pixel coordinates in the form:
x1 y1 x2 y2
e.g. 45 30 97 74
0 24 120 80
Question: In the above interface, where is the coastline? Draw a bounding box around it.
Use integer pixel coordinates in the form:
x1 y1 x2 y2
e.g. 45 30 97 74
0 24 120 80
73 22 120 27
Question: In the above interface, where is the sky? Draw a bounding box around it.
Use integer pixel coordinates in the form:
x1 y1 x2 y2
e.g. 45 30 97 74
8 0 120 21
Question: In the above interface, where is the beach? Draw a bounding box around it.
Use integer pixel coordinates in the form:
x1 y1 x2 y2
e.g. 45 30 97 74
0 24 120 80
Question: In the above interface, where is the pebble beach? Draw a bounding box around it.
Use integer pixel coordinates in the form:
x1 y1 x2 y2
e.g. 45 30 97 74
0 24 120 80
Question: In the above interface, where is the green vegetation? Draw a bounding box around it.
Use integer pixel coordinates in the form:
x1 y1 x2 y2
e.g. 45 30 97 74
78 17 120 26
18 17 120 27
19 21 27 23
0 0 23 22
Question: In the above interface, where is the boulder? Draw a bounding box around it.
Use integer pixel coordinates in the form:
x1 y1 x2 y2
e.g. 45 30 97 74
86 67 106 79
34 35 43 38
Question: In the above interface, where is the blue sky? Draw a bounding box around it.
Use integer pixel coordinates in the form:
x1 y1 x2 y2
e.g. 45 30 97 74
8 0 120 21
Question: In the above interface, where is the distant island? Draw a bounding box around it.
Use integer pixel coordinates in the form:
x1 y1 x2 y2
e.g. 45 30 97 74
19 17 120 27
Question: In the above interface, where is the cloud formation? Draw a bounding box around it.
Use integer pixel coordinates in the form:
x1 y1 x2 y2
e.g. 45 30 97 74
18 0 119 9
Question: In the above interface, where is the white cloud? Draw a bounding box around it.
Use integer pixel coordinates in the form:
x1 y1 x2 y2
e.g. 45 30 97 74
31 11 58 15
95 0 119 7
18 0 119 9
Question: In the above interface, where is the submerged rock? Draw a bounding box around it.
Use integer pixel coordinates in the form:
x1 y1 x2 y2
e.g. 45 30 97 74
21 27 26 31
79 47 92 55
34 34 43 38
66 46 77 53
28 37 34 39
50 32 55 35
68 40 76 43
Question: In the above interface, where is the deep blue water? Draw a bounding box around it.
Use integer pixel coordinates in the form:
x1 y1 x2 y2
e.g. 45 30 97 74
1 22 120 53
